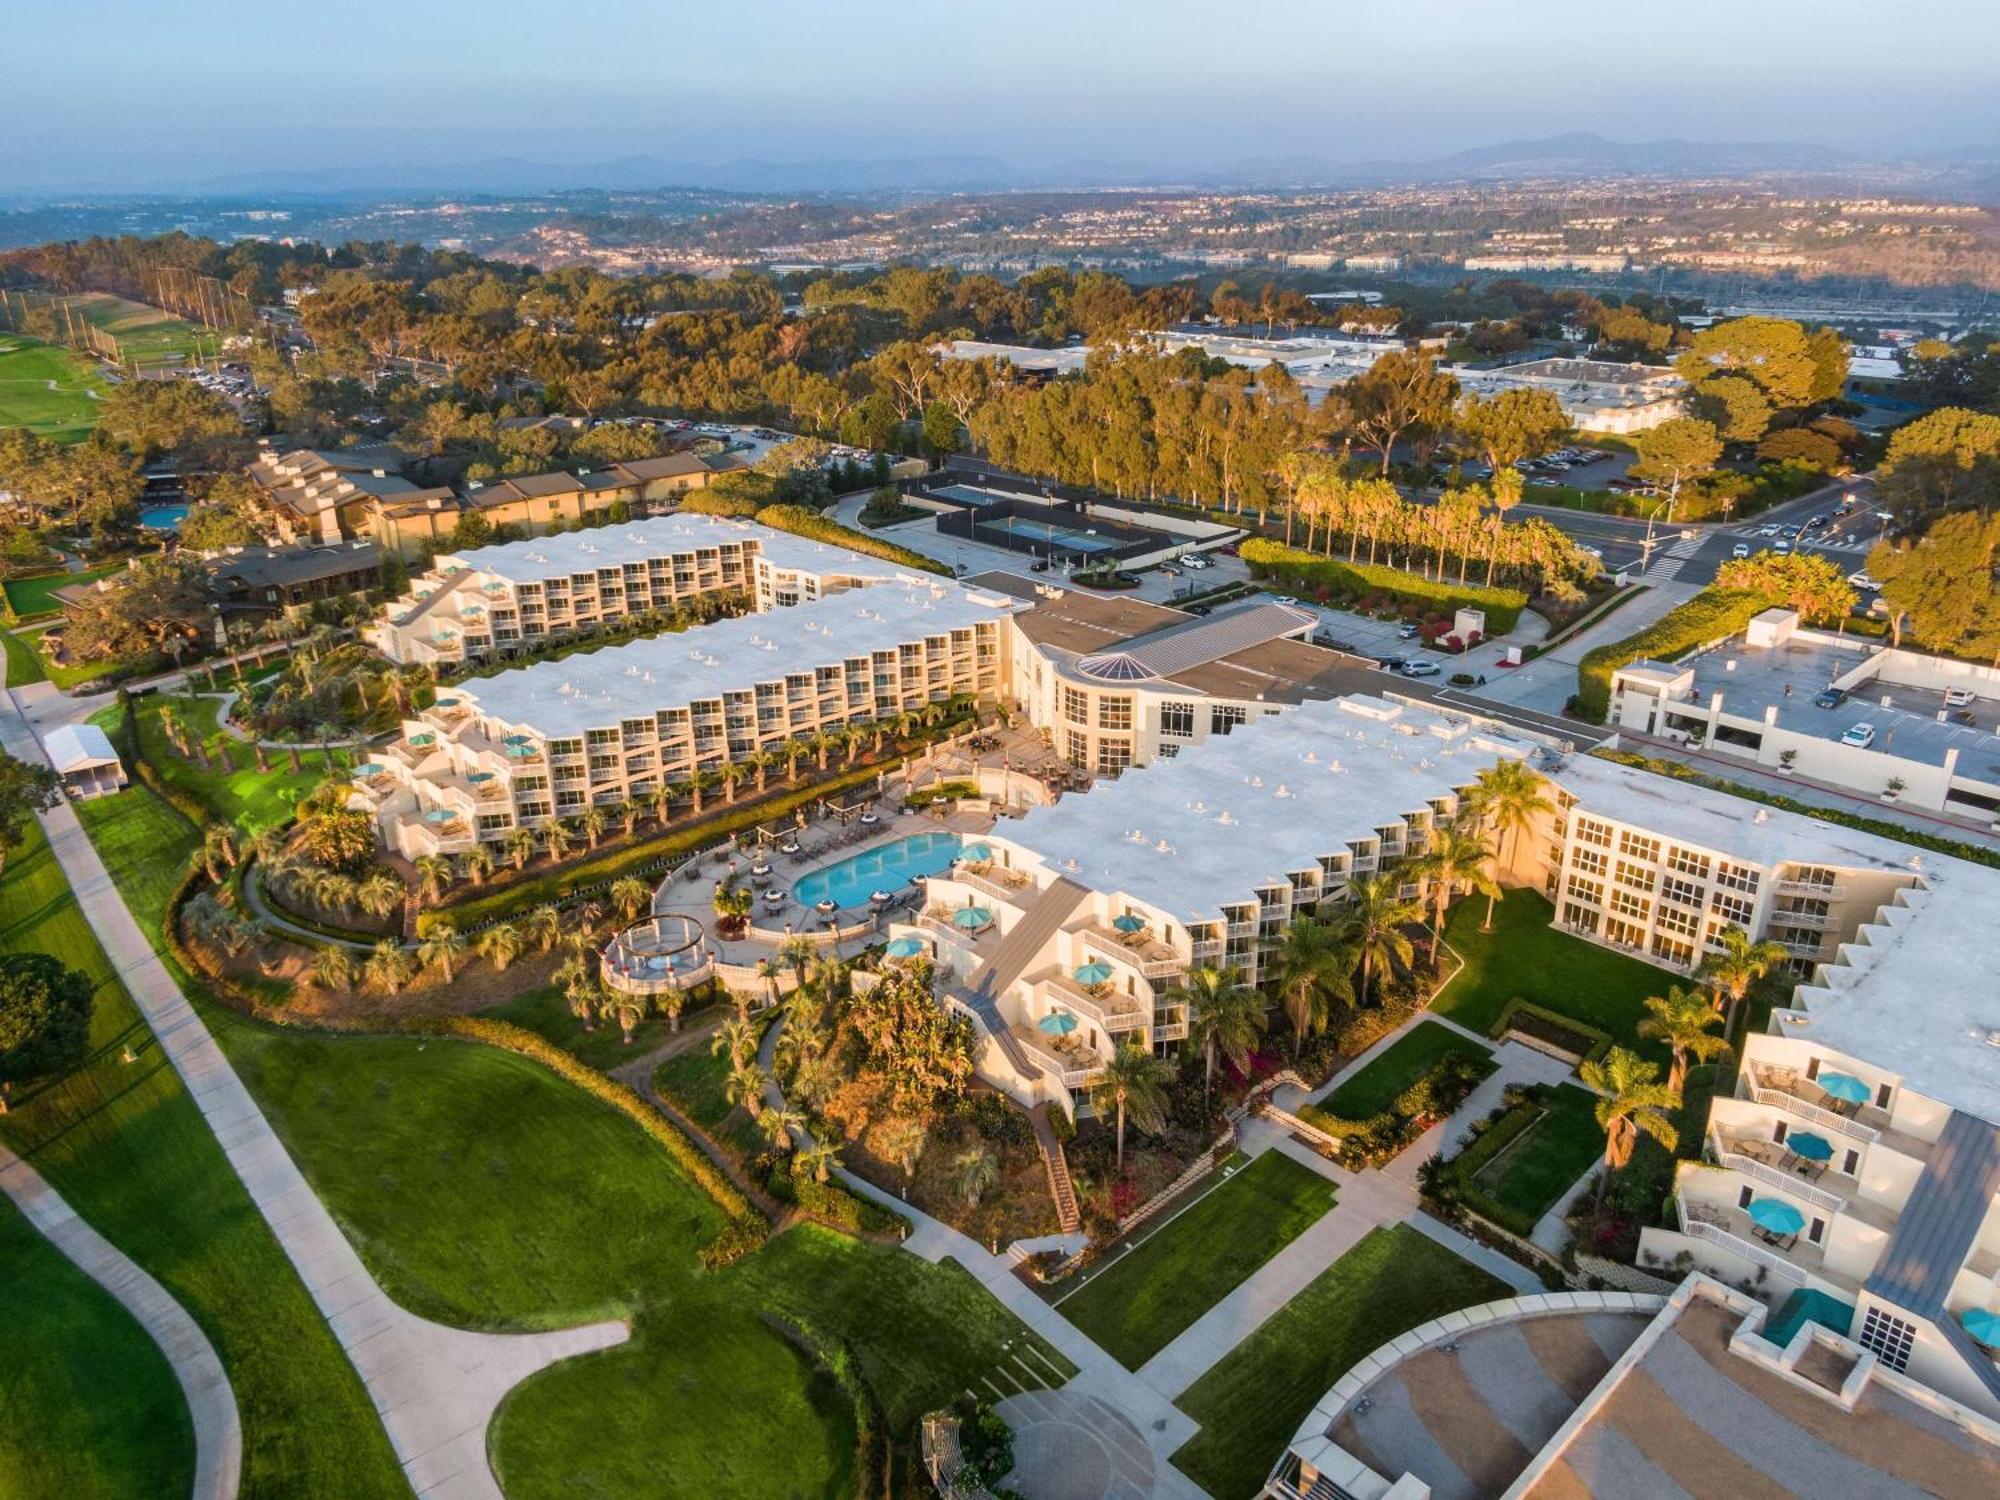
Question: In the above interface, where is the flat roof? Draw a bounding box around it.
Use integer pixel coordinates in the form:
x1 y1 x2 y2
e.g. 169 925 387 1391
1000 694 1536 923
454 581 1015 739
941 340 1092 375
435 515 904 587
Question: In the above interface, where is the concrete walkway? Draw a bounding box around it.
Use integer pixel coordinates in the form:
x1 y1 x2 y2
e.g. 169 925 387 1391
3 692 630 1500
0 1142 243 1499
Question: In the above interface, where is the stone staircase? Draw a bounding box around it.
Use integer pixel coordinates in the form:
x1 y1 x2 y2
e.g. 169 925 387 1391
1029 1101 1081 1234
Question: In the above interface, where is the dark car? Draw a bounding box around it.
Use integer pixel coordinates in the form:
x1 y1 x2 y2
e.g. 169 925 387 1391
1375 656 1408 672
1030 559 1050 572
1814 687 1848 709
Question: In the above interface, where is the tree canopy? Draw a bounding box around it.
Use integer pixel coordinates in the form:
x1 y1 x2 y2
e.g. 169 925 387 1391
0 951 93 1084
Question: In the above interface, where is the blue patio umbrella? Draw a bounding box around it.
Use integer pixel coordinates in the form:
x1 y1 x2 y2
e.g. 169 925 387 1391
1073 961 1114 986
1037 1011 1078 1036
1960 1307 2000 1346
1817 1072 1870 1105
883 936 926 959
951 906 993 930
1112 914 1146 934
1746 1198 1805 1236
1785 1131 1835 1163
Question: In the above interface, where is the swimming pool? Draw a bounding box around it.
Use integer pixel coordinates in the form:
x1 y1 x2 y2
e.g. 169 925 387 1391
139 503 189 530
930 482 1013 506
986 515 1116 552
794 830 963 909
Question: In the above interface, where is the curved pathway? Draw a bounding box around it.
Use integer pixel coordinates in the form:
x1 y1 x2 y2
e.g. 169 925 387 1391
2 691 629 1500
0 1142 243 1500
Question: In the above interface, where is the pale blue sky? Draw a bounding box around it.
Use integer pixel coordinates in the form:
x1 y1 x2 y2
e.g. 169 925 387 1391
4 0 1996 190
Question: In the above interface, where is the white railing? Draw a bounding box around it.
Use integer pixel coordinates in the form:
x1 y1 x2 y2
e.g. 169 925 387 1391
1710 1135 1848 1213
1684 1217 1810 1285
1746 1082 1879 1143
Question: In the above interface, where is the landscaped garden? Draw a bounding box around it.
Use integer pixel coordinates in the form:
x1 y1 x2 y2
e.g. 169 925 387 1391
1431 889 1676 1062
1169 1224 1511 1500
1295 1019 1497 1166
1317 1020 1492 1119
1436 1082 1606 1236
1056 1150 1338 1369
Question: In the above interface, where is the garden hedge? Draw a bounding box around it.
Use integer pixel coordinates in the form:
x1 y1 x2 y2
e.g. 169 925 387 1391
1239 538 1526 633
1488 998 1611 1065
755 504 950 576
1573 587 1771 723
1440 1088 1555 1237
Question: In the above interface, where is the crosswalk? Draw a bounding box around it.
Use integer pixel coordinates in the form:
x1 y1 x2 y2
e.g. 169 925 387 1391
1645 534 1706 580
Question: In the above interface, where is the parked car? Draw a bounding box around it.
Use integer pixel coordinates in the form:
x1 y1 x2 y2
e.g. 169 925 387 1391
1400 660 1441 678
1945 688 1976 707
1774 539 1792 553
1732 542 1751 558
1847 571 1881 590
1375 656 1408 672
1814 687 1848 709
1757 524 1781 537
1397 622 1422 640
1841 722 1877 748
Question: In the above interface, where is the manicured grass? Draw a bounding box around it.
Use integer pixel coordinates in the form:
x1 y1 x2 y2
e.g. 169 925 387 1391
479 982 688 1071
3 561 118 620
1170 1225 1510 1500
0 626 46 686
1471 1083 1605 1223
653 1038 737 1130
0 1193 195 1499
1319 1019 1494 1120
1433 889 1675 1061
202 1003 1072 1497
75 785 198 932
62 292 221 369
0 814 406 1496
0 334 107 440
1059 1152 1338 1369
95 692 342 832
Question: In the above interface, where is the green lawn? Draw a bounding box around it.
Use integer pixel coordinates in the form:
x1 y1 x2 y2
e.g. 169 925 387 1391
1170 1225 1511 1500
63 292 221 369
1433 889 1675 1061
74 785 198 932
0 814 407 1497
93 692 342 832
0 334 107 440
1319 1019 1495 1120
3 561 118 620
1470 1084 1605 1224
0 1193 195 1499
653 1034 768 1161
1058 1152 1338 1370
203 1003 1072 1498
0 626 46 686
481 982 696 1071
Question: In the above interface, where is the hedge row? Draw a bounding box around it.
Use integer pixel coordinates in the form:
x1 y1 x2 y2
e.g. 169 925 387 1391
1573 587 1770 723
421 760 887 935
1239 538 1526 633
1488 998 1611 1065
1295 1051 1489 1167
114 694 219 830
756 503 951 577
1441 1088 1555 1238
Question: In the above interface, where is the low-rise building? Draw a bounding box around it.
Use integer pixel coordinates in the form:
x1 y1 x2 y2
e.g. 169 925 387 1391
1452 356 1687 434
248 446 459 552
205 541 383 618
43 723 126 799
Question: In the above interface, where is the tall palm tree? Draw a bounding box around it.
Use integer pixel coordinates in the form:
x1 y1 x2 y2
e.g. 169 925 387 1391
798 1140 841 1184
811 728 839 772
412 855 453 908
719 761 747 806
418 924 466 982
365 939 413 996
312 945 355 993
504 825 538 872
1698 926 1789 1033
725 1060 768 1119
542 820 576 865
647 783 674 828
477 922 524 972
554 956 594 1027
580 805 609 851
1639 985 1733 1092
525 902 564 953
760 1105 806 1151
1460 761 1554 926
953 1146 1000 1206
1579 1046 1680 1202
777 935 818 995
358 869 403 920
712 1017 759 1069
1089 1042 1171 1173
606 992 647 1045
1171 964 1265 1099
1267 919 1356 1048
747 748 778 794
1341 872 1422 1007
610 877 651 923
1410 824 1497 962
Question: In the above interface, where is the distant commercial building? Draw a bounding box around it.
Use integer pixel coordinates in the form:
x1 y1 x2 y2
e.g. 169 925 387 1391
1452 356 1687 434
939 340 1093 378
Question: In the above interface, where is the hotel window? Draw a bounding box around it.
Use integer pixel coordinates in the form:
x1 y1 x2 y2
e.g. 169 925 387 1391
1661 876 1704 909
1604 916 1646 949
1610 888 1651 921
1562 902 1600 933
1572 847 1607 878
1574 817 1612 849
1159 701 1196 738
1097 695 1132 731
1651 934 1694 967
1657 904 1699 939
1566 875 1603 905
1614 860 1655 892
1667 846 1711 879
1716 861 1761 894
1857 1309 1916 1373
1211 705 1247 736
1096 740 1132 776
1065 730 1089 768
1708 892 1755 927
1617 831 1660 862
1062 686 1089 725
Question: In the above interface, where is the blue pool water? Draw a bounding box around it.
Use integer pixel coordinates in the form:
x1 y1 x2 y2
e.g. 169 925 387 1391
989 515 1116 552
139 503 189 531
795 831 963 909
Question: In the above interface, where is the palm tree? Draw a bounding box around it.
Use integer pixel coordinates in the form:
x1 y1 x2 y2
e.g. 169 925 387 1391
412 855 453 908
358 868 403 920
198 824 238 883
811 728 839 772
312 945 355 993
953 1146 1000 1207
761 1105 806 1151
525 902 564 953
1172 964 1265 1099
876 1114 927 1185
719 761 747 806
647 783 675 828
725 1060 768 1119
798 1140 841 1184
1342 872 1422 1007
615 798 641 838
365 939 413 996
1460 761 1554 926
580 805 609 851
748 748 778 794
418 923 466 982
542 820 576 865
1267 919 1356 1049
1639 985 1733 1093
505 826 538 872
459 844 495 887
1410 824 1497 962
777 935 818 996
554 957 597 1028
477 922 525 972
1698 926 1789 1033
713 1017 759 1068
1579 1047 1680 1202
607 992 646 1045
1089 1042 1171 1173
610 877 651 923
781 737 808 782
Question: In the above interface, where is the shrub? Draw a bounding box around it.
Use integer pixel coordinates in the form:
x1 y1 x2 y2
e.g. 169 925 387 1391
754 503 949 576
1574 587 1771 723
1488 998 1611 1064
1240 538 1526 633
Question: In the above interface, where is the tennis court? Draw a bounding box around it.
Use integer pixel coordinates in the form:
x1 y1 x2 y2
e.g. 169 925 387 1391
983 515 1119 553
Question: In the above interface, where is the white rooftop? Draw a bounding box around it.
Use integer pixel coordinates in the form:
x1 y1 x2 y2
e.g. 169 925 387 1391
451 581 1016 740
44 722 120 773
1553 751 1925 875
436 514 907 587
999 695 1536 924
1779 855 2000 1125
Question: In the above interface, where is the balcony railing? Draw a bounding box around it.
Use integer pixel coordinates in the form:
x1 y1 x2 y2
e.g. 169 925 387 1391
1078 926 1183 978
1709 1130 1848 1213
1681 1210 1810 1286
1743 1073 1880 1143
1775 879 1843 899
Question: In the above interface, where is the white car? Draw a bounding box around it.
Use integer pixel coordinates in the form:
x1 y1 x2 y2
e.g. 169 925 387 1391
1577 543 1603 559
1399 660 1441 679
1847 571 1881 590
1731 542 1751 558
1841 723 1877 749
1182 554 1211 570
1945 688 1976 707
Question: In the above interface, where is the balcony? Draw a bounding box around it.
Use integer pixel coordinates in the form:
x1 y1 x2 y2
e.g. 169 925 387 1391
1776 879 1843 900
1040 973 1148 1032
1010 1025 1103 1089
1079 925 1184 979
1708 1128 1848 1214
955 865 1033 905
1741 1065 1880 1143
1677 1200 1814 1288
1770 909 1832 930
